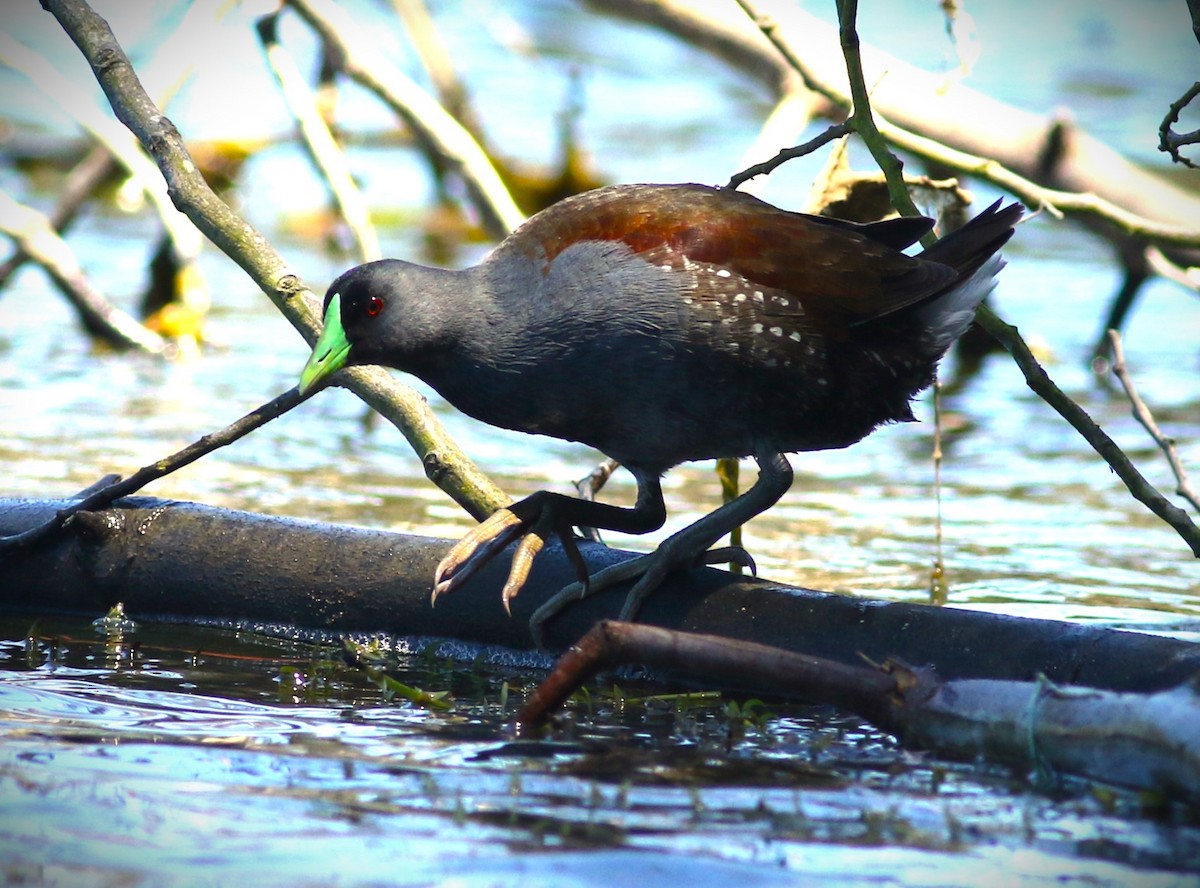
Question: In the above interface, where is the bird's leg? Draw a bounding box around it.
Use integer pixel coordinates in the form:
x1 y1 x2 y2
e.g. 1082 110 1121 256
529 450 793 647
573 457 621 542
432 472 666 609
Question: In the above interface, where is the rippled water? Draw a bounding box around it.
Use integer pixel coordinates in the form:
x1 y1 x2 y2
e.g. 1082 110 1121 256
1 1 1198 884
3 617 1198 886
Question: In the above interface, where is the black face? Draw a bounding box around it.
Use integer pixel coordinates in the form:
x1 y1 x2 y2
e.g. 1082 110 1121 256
322 259 463 372
327 271 387 343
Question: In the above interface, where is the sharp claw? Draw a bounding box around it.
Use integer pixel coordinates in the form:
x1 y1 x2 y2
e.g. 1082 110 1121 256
431 508 527 605
698 545 756 575
500 513 553 614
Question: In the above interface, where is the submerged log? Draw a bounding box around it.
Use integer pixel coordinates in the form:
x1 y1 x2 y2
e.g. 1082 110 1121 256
516 621 1200 805
1 495 1197 694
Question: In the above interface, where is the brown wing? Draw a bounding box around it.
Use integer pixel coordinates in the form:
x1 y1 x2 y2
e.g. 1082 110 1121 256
505 183 957 334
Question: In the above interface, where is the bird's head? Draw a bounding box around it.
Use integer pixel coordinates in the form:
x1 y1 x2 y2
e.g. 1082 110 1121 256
299 260 462 394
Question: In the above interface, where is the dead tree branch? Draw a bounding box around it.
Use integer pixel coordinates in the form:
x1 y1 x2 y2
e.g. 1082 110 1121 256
42 0 508 521
0 388 306 555
0 189 167 354
518 620 1200 805
1108 330 1200 513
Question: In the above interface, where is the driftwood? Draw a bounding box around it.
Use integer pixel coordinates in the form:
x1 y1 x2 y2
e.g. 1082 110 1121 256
6 495 1199 801
3 495 1197 696
517 621 1200 805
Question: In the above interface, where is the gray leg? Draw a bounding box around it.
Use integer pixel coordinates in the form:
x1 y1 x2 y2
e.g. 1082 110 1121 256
530 450 794 646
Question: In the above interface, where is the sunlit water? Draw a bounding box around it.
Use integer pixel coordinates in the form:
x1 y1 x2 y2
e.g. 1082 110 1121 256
1 1 1198 884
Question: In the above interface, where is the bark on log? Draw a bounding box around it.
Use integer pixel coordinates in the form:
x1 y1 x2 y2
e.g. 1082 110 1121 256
2 496 1197 693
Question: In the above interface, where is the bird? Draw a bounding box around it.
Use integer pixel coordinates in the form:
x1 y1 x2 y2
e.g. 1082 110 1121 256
299 183 1021 640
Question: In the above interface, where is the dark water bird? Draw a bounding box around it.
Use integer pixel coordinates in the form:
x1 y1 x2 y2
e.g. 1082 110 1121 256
300 183 1021 639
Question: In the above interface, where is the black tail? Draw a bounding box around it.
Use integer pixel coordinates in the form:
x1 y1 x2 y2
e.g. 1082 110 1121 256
909 200 1023 356
920 199 1023 281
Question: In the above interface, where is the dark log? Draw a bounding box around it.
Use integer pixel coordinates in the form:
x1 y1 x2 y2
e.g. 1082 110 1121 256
1 496 1197 693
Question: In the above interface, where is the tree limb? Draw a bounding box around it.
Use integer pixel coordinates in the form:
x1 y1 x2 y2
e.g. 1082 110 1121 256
1108 330 1200 514
516 620 1200 805
42 0 508 522
284 0 526 240
256 11 382 263
0 189 167 354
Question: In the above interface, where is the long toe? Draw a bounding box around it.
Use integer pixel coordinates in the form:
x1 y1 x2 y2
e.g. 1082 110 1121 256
528 553 654 648
698 545 757 575
499 510 556 614
432 507 528 604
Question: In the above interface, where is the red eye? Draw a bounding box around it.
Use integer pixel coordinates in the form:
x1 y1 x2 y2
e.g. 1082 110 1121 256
365 295 384 317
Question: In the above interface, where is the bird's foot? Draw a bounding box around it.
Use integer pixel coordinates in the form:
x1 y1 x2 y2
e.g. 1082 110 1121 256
528 538 755 648
432 494 588 615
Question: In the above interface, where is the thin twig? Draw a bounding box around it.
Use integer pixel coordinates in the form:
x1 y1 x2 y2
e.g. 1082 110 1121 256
979 307 1200 555
727 121 851 189
0 388 309 555
1108 330 1200 514
1159 81 1200 169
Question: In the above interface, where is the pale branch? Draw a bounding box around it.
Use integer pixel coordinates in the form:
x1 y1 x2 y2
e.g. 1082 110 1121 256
256 11 381 263
0 29 204 268
0 388 308 555
285 0 526 240
0 189 167 354
391 0 482 135
630 0 1200 250
0 144 114 291
43 0 509 522
1108 330 1200 514
1146 245 1200 292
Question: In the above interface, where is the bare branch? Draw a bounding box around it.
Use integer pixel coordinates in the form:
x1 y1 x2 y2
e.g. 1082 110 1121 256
0 28 204 265
285 0 526 240
608 0 1200 249
256 11 381 262
1108 330 1200 514
727 121 852 189
1159 81 1200 169
980 306 1200 555
43 0 509 522
0 189 167 355
0 388 308 555
0 145 114 291
518 620 1200 804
